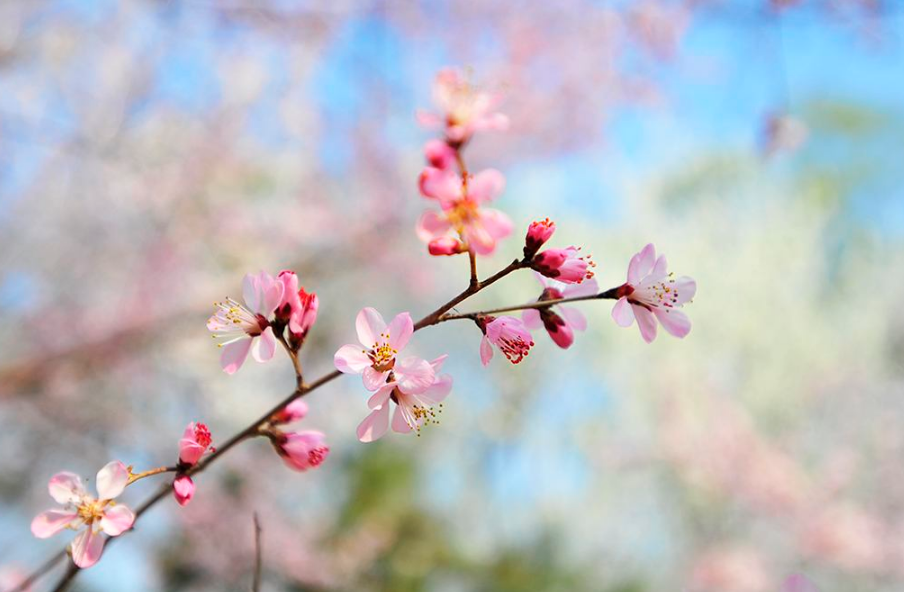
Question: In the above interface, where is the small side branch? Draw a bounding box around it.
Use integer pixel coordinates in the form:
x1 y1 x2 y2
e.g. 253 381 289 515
252 512 263 592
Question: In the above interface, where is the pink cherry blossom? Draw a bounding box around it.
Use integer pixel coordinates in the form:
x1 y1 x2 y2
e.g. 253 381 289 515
334 308 434 392
479 316 534 366
523 218 556 259
523 274 598 349
31 461 135 569
207 271 285 374
417 167 513 256
274 431 330 472
173 475 195 507
270 398 309 425
178 422 214 467
357 355 453 442
424 139 456 170
275 270 319 343
530 246 595 284
611 243 696 343
416 67 509 143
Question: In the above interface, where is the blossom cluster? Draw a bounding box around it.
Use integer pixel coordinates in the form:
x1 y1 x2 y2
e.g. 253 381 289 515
30 67 696 575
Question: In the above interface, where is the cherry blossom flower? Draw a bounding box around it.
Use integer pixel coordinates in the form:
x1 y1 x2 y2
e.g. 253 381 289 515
357 355 453 442
31 462 135 568
173 422 214 507
207 271 285 374
523 218 556 259
417 167 513 256
523 273 598 349
276 270 319 344
424 139 456 170
479 316 534 366
611 243 696 343
334 308 434 392
416 67 509 143
530 246 595 284
273 431 330 472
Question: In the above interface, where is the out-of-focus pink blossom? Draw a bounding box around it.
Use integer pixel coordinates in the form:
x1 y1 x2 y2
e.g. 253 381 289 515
611 243 696 343
357 356 452 442
0 566 29 591
334 308 434 392
416 67 509 143
276 270 319 343
479 316 534 366
428 236 468 256
417 167 513 256
173 475 195 507
274 431 330 472
31 462 135 568
782 573 820 592
523 273 598 349
531 246 595 284
207 271 285 374
688 546 769 592
271 399 309 425
798 503 887 571
523 218 556 259
424 139 456 170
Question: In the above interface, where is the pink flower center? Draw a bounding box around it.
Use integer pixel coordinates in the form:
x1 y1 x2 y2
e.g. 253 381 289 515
498 335 533 364
369 334 398 372
77 499 107 525
308 446 329 467
194 423 212 449
633 273 682 309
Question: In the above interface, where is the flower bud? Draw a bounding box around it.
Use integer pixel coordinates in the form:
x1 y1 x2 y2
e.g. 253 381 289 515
173 475 195 507
523 218 555 259
428 236 467 256
424 139 456 170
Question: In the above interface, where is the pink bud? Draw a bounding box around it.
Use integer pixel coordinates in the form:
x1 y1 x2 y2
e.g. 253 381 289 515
276 431 330 472
524 218 556 258
428 236 467 256
173 475 195 506
531 247 595 284
271 399 308 425
541 310 575 349
179 422 213 466
424 139 456 170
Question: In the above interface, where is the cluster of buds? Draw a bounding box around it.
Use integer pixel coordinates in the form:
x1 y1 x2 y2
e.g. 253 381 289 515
523 219 596 284
206 270 318 374
173 422 215 506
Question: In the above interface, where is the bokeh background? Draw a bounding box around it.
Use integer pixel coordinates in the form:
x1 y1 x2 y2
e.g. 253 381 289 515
2 1 903 591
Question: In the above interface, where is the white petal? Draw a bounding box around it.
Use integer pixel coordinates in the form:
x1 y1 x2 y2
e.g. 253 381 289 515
95 461 129 501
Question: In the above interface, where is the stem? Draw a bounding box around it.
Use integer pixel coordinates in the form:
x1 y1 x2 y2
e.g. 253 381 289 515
128 466 177 485
437 285 622 321
252 513 263 592
468 249 478 289
275 332 304 389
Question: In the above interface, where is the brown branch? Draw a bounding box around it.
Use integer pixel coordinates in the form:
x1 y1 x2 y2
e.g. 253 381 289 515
437 285 622 321
252 513 263 592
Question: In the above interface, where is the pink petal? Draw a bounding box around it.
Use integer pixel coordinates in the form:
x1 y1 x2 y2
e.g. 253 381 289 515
418 167 460 202
391 404 413 434
633 305 658 343
476 208 513 240
415 110 443 129
100 504 134 536
220 337 253 374
179 438 205 466
521 308 543 330
628 243 656 284
463 222 497 256
479 335 493 366
367 383 395 410
468 169 506 203
672 276 697 304
48 472 86 505
363 366 389 391
259 273 285 316
173 475 195 507
611 297 635 327
31 510 78 538
418 374 452 404
649 254 668 281
560 306 587 332
547 321 574 349
251 326 277 363
95 461 129 501
242 273 260 313
563 277 599 299
386 312 414 351
70 527 105 569
652 307 691 338
357 404 391 443
355 307 386 347
333 344 372 374
394 356 435 394
416 211 452 242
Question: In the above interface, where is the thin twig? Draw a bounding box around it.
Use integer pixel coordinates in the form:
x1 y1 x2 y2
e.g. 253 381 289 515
252 513 263 592
438 286 621 321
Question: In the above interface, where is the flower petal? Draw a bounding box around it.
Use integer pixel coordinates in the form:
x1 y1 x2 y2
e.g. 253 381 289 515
391 404 413 434
334 344 372 374
672 276 697 304
418 374 452 404
95 461 129 501
220 337 253 375
476 208 513 241
71 527 105 569
469 169 506 204
521 308 543 330
479 335 493 366
251 326 277 363
362 366 389 391
633 305 658 343
418 167 459 202
100 504 134 536
560 306 587 332
355 307 386 347
367 383 395 410
172 475 195 507
31 510 78 538
259 273 284 316
242 273 260 313
627 243 656 284
653 307 691 339
386 312 414 351
395 356 436 394
416 211 453 242
563 277 599 299
48 472 86 505
611 297 635 327
357 404 391 443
